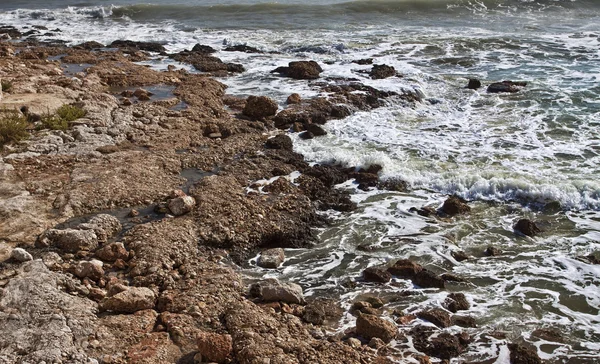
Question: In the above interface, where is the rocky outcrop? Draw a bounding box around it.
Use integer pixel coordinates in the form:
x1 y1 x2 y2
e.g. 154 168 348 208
355 314 397 343
242 95 278 120
370 64 396 79
417 308 451 328
170 50 244 74
363 266 392 283
444 293 470 313
272 60 323 79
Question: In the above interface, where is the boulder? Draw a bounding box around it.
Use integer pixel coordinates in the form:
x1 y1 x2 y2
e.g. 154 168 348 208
272 61 323 80
99 287 156 313
265 134 293 150
243 95 278 120
429 332 469 359
257 248 285 268
417 308 451 328
286 93 302 104
451 315 477 328
387 259 423 277
196 331 233 363
484 246 502 256
73 260 104 281
95 242 129 262
355 314 397 343
440 196 470 216
299 131 314 140
306 123 327 136
508 343 542 364
370 64 396 79
38 228 99 253
467 79 481 89
191 44 216 53
443 293 470 313
451 250 469 262
487 80 527 93
10 248 33 262
363 266 392 283
168 195 196 216
413 270 445 289
249 279 305 305
303 304 326 325
514 219 541 237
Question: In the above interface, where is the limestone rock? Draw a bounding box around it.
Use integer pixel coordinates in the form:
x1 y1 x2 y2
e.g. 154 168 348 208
78 213 122 243
99 287 156 313
257 248 285 268
168 195 196 216
249 278 305 305
356 314 397 343
74 259 104 280
196 331 233 363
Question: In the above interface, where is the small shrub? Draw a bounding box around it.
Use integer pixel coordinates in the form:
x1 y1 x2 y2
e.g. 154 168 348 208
39 113 68 131
1 79 12 92
0 111 29 146
56 104 86 122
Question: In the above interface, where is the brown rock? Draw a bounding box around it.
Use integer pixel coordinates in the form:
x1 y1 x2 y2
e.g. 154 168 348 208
167 195 196 216
370 64 396 79
413 270 445 289
37 229 98 253
356 314 397 343
467 79 482 90
440 196 470 216
451 250 469 262
487 80 527 93
514 219 541 237
95 242 129 262
443 293 470 313
272 61 323 79
387 259 423 277
417 308 451 328
306 123 327 136
484 246 502 256
451 315 477 328
508 343 542 364
196 331 233 363
73 260 104 281
99 287 156 313
242 95 278 120
265 134 293 150
287 93 302 104
363 266 392 283
257 248 285 268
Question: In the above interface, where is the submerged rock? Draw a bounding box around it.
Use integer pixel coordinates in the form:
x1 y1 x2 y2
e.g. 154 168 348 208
514 218 541 237
467 78 482 89
487 80 527 93
356 314 397 343
440 196 470 216
484 246 503 256
413 269 445 289
257 248 285 268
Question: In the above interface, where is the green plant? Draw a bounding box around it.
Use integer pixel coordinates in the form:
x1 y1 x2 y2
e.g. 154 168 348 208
56 104 86 122
1 79 12 92
0 111 29 146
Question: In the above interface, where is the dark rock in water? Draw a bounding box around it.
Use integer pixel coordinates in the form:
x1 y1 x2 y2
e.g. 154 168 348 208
441 273 467 283
273 109 311 129
413 269 445 289
378 178 408 192
514 219 541 237
303 303 326 325
243 95 278 120
224 44 262 53
508 343 542 364
265 135 293 151
452 315 477 328
191 44 217 53
286 93 302 104
352 58 374 65
0 26 22 39
585 253 600 264
484 246 502 256
443 293 470 313
363 266 392 283
170 50 244 73
370 64 396 79
110 40 166 53
451 250 469 262
299 131 314 140
467 78 482 89
417 308 451 328
75 41 105 50
306 124 327 136
355 314 397 343
440 195 470 216
487 80 527 93
271 61 323 80
409 206 436 217
387 259 423 278
430 332 470 359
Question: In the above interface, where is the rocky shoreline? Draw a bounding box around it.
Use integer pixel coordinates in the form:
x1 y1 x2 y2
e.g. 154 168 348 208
0 29 546 364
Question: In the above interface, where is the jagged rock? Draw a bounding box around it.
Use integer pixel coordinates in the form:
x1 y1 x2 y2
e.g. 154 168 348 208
514 219 541 237
484 246 502 256
168 195 196 216
387 259 423 277
508 343 542 364
418 308 451 328
110 40 166 53
99 287 156 313
440 196 470 216
303 304 326 325
356 314 397 343
10 248 33 262
287 93 302 104
95 242 129 262
413 270 445 289
257 248 285 268
196 331 233 363
265 134 293 150
370 64 396 79
352 58 373 65
451 250 469 262
299 131 314 140
224 44 262 53
249 279 305 305
443 293 470 313
306 123 327 136
430 332 470 359
243 95 278 120
451 315 477 328
272 61 323 80
73 260 104 280
467 79 481 89
363 266 392 283
38 228 99 253
77 214 122 243
191 44 216 53
487 80 527 93
441 273 467 282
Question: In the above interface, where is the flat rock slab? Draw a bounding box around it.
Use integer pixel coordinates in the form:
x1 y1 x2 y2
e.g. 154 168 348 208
0 93 70 114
